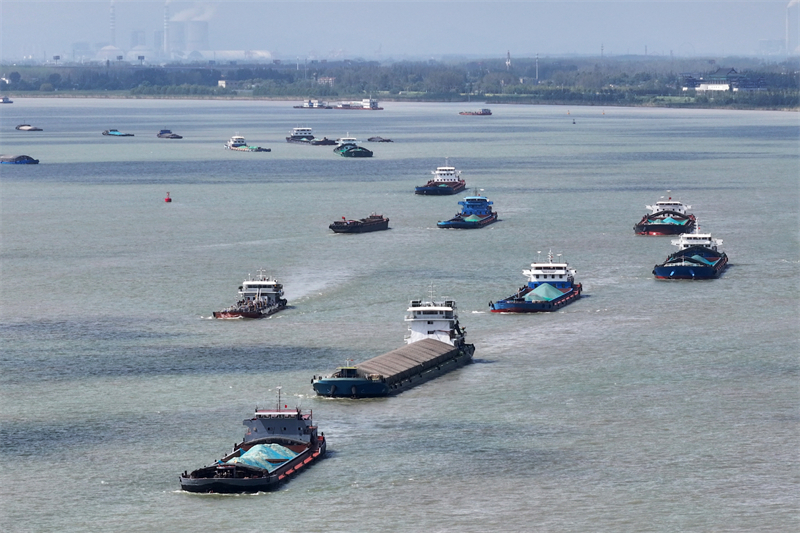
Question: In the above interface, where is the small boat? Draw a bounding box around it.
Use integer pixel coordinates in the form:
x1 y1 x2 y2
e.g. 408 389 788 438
437 190 498 229
286 127 315 144
15 124 42 131
415 159 466 195
367 136 393 142
312 297 474 398
213 270 287 319
490 251 582 313
329 213 389 234
0 155 39 164
634 194 696 235
157 129 182 139
310 137 336 146
334 98 383 110
333 136 373 158
652 226 728 280
459 109 492 116
180 389 326 493
102 129 134 137
293 99 332 109
224 134 270 152
0 96 13 104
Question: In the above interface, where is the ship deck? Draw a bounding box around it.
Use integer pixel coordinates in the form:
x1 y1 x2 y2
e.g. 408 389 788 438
356 338 460 385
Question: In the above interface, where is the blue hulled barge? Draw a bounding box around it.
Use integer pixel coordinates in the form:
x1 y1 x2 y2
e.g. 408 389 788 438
490 251 582 312
653 229 728 280
437 191 498 229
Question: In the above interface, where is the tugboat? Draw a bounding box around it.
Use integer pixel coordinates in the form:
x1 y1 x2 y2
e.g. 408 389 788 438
415 159 467 195
329 213 389 234
311 296 474 398
333 136 373 158
213 270 287 319
459 109 492 116
652 226 728 280
15 124 43 131
102 129 134 136
157 129 182 139
437 190 498 229
634 195 696 235
224 134 270 152
490 251 582 312
180 388 326 493
1 155 39 164
286 127 315 144
293 99 332 109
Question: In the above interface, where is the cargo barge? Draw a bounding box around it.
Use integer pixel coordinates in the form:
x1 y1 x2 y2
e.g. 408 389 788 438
312 298 474 397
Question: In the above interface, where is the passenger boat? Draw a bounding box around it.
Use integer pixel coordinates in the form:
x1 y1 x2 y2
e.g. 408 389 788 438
334 98 383 110
652 227 728 280
415 159 466 195
157 129 182 139
329 213 389 233
180 389 326 493
333 136 373 158
634 195 696 235
0 155 39 164
286 127 315 144
437 190 498 228
15 124 43 131
293 99 332 109
311 297 474 398
459 109 492 116
224 134 270 152
102 129 134 137
490 251 582 313
213 270 287 319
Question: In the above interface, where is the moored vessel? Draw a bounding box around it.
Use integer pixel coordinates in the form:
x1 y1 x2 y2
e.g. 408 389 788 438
415 159 466 195
157 129 182 139
1 154 39 164
312 297 474 398
490 251 582 313
652 227 728 280
179 389 326 493
213 270 287 319
437 190 498 228
224 134 270 152
459 109 492 115
293 99 332 109
634 195 696 235
334 98 383 110
329 213 389 233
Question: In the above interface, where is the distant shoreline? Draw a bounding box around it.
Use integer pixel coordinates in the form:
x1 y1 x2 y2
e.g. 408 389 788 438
2 92 796 111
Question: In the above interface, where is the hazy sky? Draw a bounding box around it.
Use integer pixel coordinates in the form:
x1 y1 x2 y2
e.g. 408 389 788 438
1 1 797 62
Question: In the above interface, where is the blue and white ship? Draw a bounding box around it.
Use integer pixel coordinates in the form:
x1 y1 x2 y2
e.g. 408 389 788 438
652 227 728 280
311 297 474 398
437 190 498 229
490 251 582 313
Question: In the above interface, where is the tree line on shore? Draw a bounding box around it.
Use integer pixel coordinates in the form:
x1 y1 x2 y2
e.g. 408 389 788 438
2 55 798 109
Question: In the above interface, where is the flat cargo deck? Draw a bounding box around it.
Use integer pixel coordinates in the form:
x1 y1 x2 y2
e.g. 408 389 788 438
356 338 459 385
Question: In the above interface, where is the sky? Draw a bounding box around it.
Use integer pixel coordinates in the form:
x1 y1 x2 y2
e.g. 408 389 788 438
1 1 797 62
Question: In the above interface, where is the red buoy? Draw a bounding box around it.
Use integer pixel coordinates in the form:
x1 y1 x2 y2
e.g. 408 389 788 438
165 192 172 203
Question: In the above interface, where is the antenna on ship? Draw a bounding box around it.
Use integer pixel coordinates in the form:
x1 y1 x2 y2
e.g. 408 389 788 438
276 386 282 411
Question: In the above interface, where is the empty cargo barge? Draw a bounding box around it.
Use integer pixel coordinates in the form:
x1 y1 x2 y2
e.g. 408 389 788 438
312 298 475 398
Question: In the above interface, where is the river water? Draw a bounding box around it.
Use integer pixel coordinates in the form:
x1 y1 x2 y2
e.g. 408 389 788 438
1 98 798 532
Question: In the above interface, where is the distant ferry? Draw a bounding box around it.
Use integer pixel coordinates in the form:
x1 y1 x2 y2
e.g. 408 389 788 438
334 98 383 110
459 109 492 116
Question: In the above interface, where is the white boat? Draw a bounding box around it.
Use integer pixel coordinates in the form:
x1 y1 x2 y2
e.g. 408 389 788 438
213 270 287 319
293 99 331 109
334 98 383 110
286 127 315 143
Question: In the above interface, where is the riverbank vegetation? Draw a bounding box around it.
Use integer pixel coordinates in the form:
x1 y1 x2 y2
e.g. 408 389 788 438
2 55 798 110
